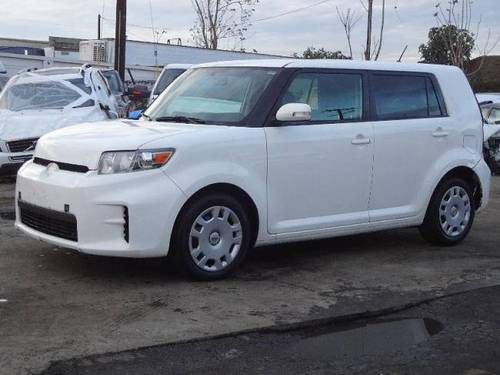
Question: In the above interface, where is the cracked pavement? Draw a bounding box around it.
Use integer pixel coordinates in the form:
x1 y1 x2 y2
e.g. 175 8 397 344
0 177 500 374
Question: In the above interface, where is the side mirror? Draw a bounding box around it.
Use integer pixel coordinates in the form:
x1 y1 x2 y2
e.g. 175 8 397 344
276 103 312 122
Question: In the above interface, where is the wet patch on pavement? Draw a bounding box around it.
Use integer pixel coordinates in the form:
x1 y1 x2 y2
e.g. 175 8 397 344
40 286 500 375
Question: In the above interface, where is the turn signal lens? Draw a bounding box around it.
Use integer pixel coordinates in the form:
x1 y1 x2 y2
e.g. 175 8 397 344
153 151 173 165
135 149 174 170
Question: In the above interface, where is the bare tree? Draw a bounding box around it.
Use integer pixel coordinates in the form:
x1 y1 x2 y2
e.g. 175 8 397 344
433 0 499 75
191 0 258 50
336 7 362 59
359 0 387 61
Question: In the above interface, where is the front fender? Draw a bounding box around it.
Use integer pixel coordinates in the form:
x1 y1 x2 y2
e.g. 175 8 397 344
153 126 270 244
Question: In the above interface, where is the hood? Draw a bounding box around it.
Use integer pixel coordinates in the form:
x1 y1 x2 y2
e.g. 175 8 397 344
35 119 199 169
484 124 500 142
0 107 108 142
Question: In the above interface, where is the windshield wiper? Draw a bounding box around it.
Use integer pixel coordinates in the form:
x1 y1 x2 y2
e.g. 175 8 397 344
154 116 206 124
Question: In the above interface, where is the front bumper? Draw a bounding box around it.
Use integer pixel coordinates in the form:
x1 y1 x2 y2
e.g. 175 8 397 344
15 160 187 258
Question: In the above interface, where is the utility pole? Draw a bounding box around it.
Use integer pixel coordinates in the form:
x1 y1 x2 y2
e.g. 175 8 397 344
97 14 101 40
114 0 127 81
364 0 373 60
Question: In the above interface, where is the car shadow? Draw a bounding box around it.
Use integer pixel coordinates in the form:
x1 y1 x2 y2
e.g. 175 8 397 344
40 227 426 284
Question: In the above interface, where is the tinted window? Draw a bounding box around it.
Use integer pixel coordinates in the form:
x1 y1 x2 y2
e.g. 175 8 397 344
372 74 444 121
281 72 363 122
153 69 186 96
372 75 428 120
427 77 443 117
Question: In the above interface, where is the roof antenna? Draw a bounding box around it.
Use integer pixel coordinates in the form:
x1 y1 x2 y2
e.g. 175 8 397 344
397 45 408 63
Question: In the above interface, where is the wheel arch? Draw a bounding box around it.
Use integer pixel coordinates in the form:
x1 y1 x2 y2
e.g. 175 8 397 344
431 166 483 210
170 183 260 251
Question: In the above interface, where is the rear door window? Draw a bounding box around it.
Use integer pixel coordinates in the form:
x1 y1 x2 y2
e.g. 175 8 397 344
371 74 445 121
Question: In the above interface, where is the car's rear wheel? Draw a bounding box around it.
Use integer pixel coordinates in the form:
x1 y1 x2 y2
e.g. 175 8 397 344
172 193 251 280
419 177 475 246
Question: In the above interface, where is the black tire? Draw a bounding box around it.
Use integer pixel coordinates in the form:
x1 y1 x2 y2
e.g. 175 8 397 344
171 192 251 281
419 177 475 246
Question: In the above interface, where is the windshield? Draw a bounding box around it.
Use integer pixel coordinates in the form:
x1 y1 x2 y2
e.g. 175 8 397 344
146 67 278 125
0 78 93 112
153 69 186 96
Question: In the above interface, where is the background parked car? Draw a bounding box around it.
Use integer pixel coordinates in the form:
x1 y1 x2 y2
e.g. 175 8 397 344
148 64 191 105
0 65 118 174
100 68 130 118
480 101 500 174
476 93 500 105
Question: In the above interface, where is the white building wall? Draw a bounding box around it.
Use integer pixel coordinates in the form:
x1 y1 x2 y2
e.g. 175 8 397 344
0 52 156 82
97 39 286 67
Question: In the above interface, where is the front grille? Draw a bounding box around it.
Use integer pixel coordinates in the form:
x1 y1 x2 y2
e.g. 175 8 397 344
19 200 78 241
33 157 89 173
7 138 38 153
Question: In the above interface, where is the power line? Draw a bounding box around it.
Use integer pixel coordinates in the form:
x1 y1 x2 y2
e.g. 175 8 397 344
100 15 167 30
253 0 333 23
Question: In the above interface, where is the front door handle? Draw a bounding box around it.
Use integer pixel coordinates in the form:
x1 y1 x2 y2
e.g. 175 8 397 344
432 127 449 138
351 135 371 145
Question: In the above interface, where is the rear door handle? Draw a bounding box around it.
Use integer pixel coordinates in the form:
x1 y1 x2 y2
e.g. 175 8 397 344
351 135 371 145
432 127 449 138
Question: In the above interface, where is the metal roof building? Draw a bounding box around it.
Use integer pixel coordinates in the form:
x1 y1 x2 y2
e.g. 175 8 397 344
80 38 287 68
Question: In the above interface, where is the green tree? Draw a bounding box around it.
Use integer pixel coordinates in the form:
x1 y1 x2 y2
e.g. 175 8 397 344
297 47 349 60
419 25 475 67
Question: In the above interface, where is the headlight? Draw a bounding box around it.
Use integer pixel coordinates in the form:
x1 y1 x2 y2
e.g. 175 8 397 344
98 148 175 174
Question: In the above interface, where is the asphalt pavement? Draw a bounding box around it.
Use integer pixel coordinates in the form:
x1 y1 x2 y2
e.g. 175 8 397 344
1 177 500 374
42 285 500 375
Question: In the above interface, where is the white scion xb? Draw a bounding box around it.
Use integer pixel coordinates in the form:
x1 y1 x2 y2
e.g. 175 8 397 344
16 59 491 280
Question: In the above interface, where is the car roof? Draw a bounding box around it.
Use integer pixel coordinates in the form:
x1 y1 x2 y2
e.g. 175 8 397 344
28 67 81 76
194 59 463 74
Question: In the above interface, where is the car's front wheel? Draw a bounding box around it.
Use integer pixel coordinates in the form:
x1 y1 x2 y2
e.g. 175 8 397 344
419 177 475 246
172 193 251 280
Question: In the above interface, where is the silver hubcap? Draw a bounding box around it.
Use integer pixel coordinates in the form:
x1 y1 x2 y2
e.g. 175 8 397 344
439 186 471 237
189 206 243 272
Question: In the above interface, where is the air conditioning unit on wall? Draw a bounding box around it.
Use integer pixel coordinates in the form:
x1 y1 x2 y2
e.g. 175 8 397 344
79 40 108 63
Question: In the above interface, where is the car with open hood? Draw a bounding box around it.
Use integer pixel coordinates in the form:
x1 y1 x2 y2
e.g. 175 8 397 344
16 59 491 280
100 68 129 117
0 65 118 174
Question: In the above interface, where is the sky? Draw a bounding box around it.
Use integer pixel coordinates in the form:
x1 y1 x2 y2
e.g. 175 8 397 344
1 0 499 62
